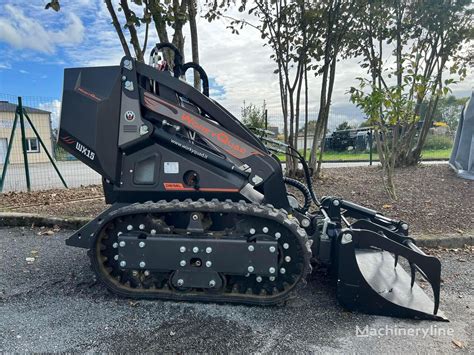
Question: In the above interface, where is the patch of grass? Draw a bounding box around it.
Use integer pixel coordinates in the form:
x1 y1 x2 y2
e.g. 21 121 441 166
419 148 451 160
276 148 451 162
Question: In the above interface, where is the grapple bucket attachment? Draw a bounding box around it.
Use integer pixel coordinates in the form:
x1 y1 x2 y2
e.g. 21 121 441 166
336 220 447 321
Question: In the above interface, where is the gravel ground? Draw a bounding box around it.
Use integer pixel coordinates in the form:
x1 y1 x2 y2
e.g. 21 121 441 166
0 227 472 352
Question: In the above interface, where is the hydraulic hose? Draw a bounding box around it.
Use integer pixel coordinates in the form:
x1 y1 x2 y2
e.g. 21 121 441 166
283 176 312 213
286 146 321 206
182 62 210 97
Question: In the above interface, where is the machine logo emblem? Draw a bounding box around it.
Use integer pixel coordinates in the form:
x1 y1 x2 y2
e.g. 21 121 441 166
124 110 136 122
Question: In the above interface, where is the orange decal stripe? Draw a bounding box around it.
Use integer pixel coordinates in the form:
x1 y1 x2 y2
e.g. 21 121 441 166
163 183 193 191
163 183 239 193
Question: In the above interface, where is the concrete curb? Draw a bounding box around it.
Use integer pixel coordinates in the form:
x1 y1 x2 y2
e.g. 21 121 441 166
0 212 472 249
411 233 473 249
0 212 89 230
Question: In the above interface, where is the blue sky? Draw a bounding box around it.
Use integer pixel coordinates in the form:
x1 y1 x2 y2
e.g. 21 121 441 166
0 2 85 99
0 0 472 130
0 2 230 98
0 63 62 98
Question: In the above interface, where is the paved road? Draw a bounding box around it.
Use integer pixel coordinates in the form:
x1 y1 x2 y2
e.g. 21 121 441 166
0 227 471 352
0 160 448 192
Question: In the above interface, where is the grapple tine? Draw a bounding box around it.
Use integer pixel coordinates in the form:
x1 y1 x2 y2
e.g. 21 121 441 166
405 240 441 315
410 262 416 288
414 264 429 281
394 254 399 267
432 278 441 315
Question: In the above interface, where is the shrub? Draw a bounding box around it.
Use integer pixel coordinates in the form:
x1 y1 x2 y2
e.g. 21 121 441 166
423 134 453 150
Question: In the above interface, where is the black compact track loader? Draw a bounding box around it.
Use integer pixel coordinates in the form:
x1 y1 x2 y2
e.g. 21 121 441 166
58 43 446 321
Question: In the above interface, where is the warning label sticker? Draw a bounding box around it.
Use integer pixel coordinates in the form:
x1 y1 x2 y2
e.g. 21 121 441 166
164 162 179 174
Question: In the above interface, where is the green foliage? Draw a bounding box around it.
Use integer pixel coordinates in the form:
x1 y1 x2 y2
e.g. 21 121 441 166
335 122 352 131
332 121 353 151
431 96 469 132
45 0 60 12
298 120 317 134
348 0 473 198
423 134 453 151
358 120 372 128
349 81 417 128
350 0 472 125
54 145 73 161
241 101 267 129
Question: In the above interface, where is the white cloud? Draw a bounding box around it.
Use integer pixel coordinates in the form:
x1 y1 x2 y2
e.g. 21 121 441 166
19 69 29 74
0 4 84 54
39 99 61 129
180 12 365 122
0 62 11 70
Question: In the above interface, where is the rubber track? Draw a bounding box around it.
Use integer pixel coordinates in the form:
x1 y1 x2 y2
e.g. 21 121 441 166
89 198 313 306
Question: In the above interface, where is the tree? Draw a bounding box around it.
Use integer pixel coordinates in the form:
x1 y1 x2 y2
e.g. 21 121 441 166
187 0 201 91
298 120 317 134
46 0 202 89
206 1 363 176
335 121 352 131
426 95 469 132
350 0 473 199
307 0 364 177
205 0 318 176
241 101 267 129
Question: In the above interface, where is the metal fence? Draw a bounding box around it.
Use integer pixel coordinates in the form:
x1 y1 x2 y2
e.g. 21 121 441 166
0 93 454 192
264 108 455 163
0 94 101 192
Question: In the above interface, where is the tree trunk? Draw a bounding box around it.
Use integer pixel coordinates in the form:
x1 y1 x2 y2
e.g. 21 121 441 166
120 0 144 62
303 62 309 160
309 1 335 173
405 59 445 166
150 0 170 43
309 63 328 170
287 83 297 177
315 54 338 177
149 1 174 65
383 162 397 200
171 0 187 62
187 0 201 91
408 94 440 165
277 64 289 145
294 62 304 151
105 0 132 58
